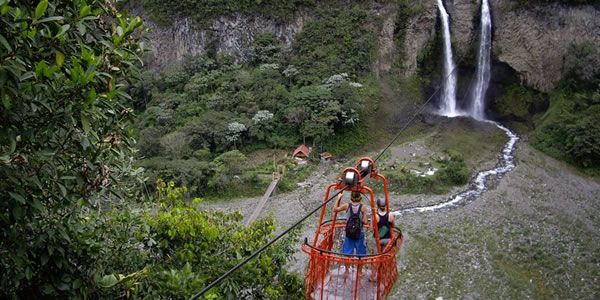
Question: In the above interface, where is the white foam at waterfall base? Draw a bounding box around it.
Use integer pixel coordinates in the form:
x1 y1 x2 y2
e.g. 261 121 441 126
392 121 519 216
436 0 458 117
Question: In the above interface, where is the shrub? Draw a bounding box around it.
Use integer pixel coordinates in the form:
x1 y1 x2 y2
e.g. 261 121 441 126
102 180 304 299
0 0 146 297
533 87 600 169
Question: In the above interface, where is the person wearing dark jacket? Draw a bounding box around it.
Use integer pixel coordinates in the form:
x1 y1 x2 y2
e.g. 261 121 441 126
373 197 395 250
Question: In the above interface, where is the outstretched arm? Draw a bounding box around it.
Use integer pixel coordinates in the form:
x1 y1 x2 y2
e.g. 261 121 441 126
362 205 370 228
333 193 347 213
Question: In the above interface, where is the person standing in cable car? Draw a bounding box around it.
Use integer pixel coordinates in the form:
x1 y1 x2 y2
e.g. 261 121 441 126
334 191 369 255
373 197 396 250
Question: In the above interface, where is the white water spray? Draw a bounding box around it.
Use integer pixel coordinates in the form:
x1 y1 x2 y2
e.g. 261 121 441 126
389 1 519 216
436 0 458 117
470 0 492 120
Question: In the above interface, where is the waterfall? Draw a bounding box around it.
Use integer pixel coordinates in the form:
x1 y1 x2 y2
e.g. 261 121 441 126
470 0 492 120
436 0 458 117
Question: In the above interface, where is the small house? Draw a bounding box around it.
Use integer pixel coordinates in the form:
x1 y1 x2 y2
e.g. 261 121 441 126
293 144 311 160
320 152 332 161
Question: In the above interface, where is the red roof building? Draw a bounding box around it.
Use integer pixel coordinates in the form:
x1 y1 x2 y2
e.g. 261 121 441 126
320 152 332 161
293 144 311 159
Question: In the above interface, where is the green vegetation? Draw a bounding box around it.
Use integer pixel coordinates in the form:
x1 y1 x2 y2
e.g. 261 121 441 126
383 151 470 194
140 0 316 25
98 180 303 299
493 84 547 121
0 0 146 296
532 86 600 172
529 42 600 173
134 5 381 197
0 1 302 298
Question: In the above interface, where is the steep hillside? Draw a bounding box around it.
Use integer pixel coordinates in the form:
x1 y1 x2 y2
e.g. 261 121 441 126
134 0 600 93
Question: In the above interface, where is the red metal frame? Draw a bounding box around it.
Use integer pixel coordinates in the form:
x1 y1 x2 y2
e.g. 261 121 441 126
302 157 403 300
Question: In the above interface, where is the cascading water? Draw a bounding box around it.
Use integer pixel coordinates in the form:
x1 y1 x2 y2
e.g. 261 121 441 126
436 0 458 117
392 121 519 216
391 1 520 215
470 0 492 120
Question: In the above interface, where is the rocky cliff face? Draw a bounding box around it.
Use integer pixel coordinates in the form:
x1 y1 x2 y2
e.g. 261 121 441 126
400 1 437 76
492 1 600 92
139 1 600 92
142 13 304 72
447 0 478 58
437 0 600 92
375 10 397 77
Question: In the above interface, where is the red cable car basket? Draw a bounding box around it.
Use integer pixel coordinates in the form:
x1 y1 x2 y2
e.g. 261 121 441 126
302 158 404 300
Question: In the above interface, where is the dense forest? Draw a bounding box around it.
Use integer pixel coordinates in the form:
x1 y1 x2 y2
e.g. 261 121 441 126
131 5 381 198
0 0 302 298
1 0 599 299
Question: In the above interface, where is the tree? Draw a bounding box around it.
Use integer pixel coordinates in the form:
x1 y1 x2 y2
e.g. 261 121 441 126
183 70 221 99
301 102 341 150
160 131 191 159
332 81 364 125
251 32 281 65
0 0 146 297
250 110 274 141
214 150 248 176
564 41 600 87
137 127 164 157
210 150 248 192
566 114 600 167
227 121 247 148
106 180 303 299
182 111 232 152
283 64 300 85
128 70 155 110
291 85 334 113
286 107 312 127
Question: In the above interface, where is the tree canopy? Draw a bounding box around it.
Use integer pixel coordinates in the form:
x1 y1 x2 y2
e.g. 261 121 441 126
0 1 303 298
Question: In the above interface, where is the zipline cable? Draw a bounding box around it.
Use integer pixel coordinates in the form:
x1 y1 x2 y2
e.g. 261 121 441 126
190 53 468 300
190 189 343 300
374 54 468 163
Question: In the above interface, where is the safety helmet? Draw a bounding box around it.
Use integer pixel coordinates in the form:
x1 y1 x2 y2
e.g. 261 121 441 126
377 197 386 208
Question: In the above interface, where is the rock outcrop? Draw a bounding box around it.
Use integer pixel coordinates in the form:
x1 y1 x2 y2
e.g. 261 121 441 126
448 0 477 57
403 0 600 92
137 1 600 92
375 10 397 77
491 1 600 92
401 1 437 76
142 13 304 72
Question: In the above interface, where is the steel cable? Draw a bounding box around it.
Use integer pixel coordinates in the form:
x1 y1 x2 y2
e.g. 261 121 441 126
191 53 469 300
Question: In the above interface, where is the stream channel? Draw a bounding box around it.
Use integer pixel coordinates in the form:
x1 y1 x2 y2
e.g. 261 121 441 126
392 120 520 216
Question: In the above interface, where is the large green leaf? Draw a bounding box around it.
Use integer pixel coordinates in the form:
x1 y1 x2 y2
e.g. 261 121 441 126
9 192 26 204
0 33 11 52
38 16 63 23
81 113 91 133
34 0 48 20
79 4 90 18
56 51 64 67
98 274 119 288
